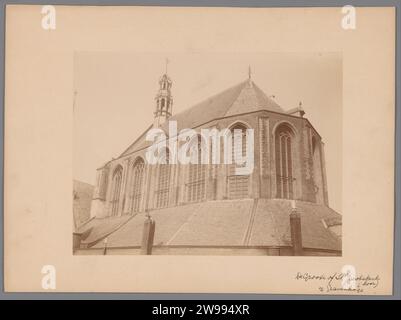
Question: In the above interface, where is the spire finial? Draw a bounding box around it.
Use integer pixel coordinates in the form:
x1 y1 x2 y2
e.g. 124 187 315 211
248 65 252 80
165 58 169 74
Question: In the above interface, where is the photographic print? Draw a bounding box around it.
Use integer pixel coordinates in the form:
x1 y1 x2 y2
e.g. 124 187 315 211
73 52 342 257
4 5 395 294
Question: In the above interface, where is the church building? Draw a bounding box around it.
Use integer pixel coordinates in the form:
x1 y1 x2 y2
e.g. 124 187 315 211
74 68 342 256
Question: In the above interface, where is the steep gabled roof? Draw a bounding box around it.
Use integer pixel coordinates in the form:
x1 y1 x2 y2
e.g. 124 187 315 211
120 79 284 157
162 79 283 131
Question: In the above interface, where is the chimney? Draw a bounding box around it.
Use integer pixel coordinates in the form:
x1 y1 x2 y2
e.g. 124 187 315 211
141 214 156 255
290 200 303 256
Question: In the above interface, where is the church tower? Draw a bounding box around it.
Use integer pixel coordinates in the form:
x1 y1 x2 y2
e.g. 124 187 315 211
154 68 173 127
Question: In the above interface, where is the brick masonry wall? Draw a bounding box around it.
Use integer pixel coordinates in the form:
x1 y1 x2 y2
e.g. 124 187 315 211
90 110 329 218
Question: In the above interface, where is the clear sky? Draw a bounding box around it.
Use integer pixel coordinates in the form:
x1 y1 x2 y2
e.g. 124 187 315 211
74 52 342 212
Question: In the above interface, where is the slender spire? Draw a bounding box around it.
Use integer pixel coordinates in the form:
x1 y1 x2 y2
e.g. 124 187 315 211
154 63 173 127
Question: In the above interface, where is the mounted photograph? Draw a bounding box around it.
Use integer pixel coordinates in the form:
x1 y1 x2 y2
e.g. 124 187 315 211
4 5 395 294
73 52 342 256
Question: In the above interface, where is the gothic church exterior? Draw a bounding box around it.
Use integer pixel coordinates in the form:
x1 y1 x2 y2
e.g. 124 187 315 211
76 70 342 256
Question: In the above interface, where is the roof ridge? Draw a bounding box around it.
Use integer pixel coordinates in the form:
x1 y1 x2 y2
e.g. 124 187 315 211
166 202 204 245
118 123 153 158
252 82 284 112
117 79 284 159
170 80 248 121
221 80 251 118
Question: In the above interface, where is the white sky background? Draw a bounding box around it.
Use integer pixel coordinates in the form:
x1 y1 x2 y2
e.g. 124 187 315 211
74 52 342 212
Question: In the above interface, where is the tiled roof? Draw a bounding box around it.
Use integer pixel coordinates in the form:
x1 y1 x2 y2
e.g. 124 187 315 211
83 199 341 252
120 80 283 157
77 214 133 247
164 80 283 131
250 200 341 251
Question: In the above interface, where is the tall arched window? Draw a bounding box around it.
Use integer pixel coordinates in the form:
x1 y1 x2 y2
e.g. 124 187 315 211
275 123 295 199
130 158 145 213
155 149 170 208
187 135 206 203
228 124 250 199
110 166 123 216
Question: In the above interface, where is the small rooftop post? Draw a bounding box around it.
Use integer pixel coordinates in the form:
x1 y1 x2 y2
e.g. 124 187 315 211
141 213 156 255
103 237 108 255
290 200 303 256
72 232 83 251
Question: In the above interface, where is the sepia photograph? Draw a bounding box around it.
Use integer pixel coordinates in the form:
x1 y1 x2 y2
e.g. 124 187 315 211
3 4 397 296
73 52 343 256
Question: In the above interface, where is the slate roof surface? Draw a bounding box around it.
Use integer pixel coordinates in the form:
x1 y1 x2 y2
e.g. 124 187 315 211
77 215 133 247
164 80 283 131
250 200 342 251
83 199 341 251
120 80 284 157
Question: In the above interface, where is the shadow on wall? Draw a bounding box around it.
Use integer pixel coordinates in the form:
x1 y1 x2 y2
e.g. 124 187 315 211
73 180 94 230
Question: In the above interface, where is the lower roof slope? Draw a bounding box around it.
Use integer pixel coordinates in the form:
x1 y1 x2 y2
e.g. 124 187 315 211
81 199 341 252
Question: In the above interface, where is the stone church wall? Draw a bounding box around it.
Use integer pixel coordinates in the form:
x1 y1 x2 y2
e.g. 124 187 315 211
90 110 329 218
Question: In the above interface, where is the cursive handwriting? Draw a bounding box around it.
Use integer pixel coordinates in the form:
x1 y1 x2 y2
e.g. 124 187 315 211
295 271 380 294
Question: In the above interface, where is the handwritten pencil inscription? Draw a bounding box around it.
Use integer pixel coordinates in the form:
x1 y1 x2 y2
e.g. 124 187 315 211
295 271 380 294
